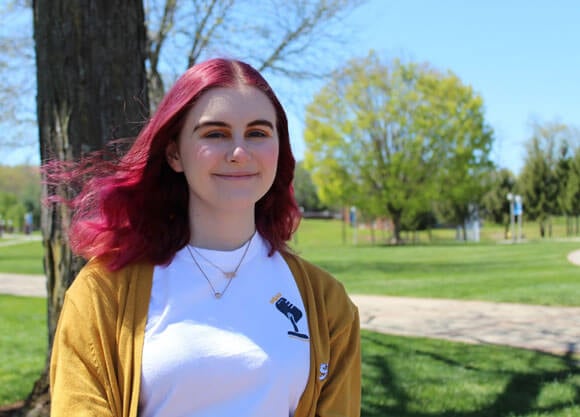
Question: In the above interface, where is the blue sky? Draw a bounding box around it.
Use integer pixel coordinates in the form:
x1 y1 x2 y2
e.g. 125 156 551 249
284 0 579 175
5 1 579 175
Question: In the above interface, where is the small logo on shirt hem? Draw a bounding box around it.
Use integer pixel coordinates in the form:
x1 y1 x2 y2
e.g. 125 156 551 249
319 363 329 381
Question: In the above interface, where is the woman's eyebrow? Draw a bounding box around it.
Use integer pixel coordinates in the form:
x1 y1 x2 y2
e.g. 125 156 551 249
193 120 230 132
247 119 274 129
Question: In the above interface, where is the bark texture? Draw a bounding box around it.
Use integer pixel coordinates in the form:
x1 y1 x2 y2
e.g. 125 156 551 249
27 1 149 415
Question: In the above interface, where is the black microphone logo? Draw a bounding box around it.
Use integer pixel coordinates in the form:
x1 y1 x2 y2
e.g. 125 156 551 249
272 294 309 340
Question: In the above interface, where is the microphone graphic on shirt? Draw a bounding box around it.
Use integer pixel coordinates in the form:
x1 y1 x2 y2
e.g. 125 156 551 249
273 295 309 340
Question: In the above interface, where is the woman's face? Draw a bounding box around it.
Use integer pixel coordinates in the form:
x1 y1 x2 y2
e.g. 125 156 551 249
167 86 279 216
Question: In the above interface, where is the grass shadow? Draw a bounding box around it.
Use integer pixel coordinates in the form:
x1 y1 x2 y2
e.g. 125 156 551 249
361 331 580 417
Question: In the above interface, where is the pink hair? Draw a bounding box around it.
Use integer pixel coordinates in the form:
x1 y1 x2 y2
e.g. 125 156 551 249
47 59 300 271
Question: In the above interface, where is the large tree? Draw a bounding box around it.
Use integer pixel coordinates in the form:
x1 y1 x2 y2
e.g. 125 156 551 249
563 147 580 235
145 0 364 107
304 52 494 242
418 71 494 239
293 161 324 212
0 164 41 231
2 0 365 152
517 120 579 238
305 54 431 241
26 1 149 415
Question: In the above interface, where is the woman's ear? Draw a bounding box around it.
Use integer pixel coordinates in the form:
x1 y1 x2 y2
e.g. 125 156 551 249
166 141 184 173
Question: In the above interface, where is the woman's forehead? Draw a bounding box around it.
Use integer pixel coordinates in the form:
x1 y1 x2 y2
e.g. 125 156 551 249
190 86 276 124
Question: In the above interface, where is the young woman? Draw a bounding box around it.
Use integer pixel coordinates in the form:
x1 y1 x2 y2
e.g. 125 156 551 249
49 58 361 417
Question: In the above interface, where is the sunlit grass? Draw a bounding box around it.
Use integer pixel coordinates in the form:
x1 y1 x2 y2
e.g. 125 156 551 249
292 219 580 306
0 240 44 275
1 222 580 413
0 295 47 406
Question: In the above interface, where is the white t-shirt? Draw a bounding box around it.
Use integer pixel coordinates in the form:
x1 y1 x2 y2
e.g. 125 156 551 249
139 233 310 417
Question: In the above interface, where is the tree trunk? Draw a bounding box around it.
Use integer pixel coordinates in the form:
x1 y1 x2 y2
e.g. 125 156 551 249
28 1 149 415
341 206 347 245
392 212 403 244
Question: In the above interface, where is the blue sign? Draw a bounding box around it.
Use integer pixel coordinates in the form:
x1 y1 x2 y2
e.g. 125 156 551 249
513 200 523 216
349 206 357 225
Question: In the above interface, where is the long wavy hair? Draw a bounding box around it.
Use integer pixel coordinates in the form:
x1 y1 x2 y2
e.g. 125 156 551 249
49 58 300 271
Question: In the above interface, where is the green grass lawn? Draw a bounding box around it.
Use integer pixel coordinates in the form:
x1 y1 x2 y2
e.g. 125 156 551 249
1 293 578 416
0 240 44 275
0 295 47 406
292 219 580 306
361 330 580 417
1 223 579 413
2 221 578 305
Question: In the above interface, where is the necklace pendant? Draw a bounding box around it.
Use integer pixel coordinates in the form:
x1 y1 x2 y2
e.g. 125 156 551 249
214 292 222 299
224 271 236 279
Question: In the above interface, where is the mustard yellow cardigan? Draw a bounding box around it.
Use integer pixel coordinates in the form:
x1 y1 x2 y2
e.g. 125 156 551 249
50 252 361 417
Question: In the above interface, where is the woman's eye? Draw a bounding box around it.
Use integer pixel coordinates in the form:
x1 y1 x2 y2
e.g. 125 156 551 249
247 129 269 138
204 130 227 139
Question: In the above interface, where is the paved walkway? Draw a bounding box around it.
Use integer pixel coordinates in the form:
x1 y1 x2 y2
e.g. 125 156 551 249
0 273 47 298
0 233 42 247
351 294 580 357
2 269 580 358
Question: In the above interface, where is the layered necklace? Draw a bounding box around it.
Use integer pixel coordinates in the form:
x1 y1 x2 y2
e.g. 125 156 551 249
185 235 253 299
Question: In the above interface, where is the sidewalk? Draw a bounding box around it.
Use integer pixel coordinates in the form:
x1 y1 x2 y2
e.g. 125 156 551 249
0 233 42 247
350 294 580 357
0 273 46 297
2 273 580 357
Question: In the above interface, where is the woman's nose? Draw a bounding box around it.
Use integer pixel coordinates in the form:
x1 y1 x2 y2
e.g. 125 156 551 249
227 137 251 163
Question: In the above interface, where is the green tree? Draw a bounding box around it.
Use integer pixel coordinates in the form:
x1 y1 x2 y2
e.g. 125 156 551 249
555 144 573 235
304 52 494 242
418 72 494 239
481 168 516 238
518 152 555 238
305 54 432 241
0 191 26 231
0 164 40 196
293 161 323 212
563 147 580 235
0 164 41 227
518 120 579 238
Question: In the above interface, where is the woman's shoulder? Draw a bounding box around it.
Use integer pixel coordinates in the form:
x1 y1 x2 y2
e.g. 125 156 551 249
67 257 154 303
281 251 355 308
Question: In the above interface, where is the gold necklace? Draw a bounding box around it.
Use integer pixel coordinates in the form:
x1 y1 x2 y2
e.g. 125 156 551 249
185 237 252 299
190 235 252 279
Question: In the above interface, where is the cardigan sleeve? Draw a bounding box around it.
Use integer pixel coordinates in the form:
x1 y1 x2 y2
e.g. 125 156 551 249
316 303 362 417
282 253 362 417
50 271 121 417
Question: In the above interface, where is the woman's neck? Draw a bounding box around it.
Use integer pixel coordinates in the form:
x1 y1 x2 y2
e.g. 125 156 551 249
188 208 256 251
